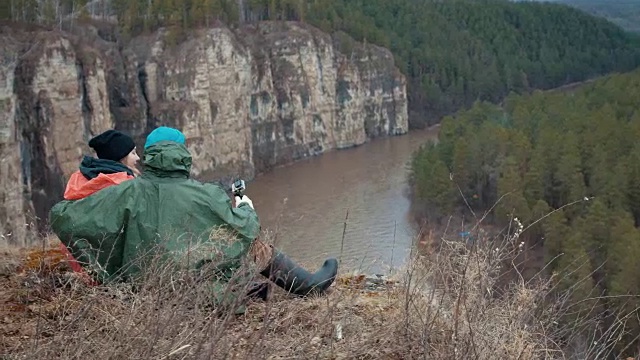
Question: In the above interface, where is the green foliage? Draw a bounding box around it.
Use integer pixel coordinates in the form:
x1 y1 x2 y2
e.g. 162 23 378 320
302 0 640 128
410 68 640 356
550 0 640 33
7 0 640 128
26 0 89 25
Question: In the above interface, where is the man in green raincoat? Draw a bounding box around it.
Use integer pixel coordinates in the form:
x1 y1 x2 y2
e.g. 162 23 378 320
49 126 338 304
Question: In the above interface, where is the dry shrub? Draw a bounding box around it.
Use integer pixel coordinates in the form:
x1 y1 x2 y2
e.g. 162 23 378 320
0 226 591 359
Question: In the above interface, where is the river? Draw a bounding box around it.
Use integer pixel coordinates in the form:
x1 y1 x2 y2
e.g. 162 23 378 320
248 127 439 275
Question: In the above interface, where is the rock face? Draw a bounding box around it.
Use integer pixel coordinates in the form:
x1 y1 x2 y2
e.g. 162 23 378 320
1 26 117 247
0 29 27 248
0 21 409 247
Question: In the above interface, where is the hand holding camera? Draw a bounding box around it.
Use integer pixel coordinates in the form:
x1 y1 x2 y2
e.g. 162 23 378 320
232 179 246 197
232 179 254 209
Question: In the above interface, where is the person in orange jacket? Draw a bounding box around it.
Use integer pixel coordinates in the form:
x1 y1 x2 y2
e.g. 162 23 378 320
64 130 140 200
60 129 140 282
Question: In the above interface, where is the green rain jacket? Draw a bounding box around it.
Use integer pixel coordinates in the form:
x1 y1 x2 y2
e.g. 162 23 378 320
49 141 261 288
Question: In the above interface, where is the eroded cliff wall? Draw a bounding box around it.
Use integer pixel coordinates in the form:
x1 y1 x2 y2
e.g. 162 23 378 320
0 21 408 247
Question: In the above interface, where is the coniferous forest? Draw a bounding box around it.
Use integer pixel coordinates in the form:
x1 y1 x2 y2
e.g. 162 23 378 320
549 0 640 33
411 69 640 355
2 0 640 127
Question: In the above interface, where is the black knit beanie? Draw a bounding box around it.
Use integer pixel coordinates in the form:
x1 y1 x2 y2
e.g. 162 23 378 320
88 130 136 162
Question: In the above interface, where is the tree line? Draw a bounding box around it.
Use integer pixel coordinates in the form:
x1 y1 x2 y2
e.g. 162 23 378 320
2 0 640 128
550 0 640 33
410 68 640 356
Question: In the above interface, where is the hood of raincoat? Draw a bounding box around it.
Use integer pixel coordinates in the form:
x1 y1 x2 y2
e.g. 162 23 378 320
141 141 192 179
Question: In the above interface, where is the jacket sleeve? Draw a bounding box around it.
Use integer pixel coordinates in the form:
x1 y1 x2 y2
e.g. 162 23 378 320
49 184 132 282
204 183 261 243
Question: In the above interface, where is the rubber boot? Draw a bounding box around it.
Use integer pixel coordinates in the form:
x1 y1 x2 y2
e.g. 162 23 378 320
260 249 338 297
246 281 270 301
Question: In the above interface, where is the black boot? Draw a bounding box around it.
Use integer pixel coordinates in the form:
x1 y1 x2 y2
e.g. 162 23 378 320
246 281 270 301
260 249 338 297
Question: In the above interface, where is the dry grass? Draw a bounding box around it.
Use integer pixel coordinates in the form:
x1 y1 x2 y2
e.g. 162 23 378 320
0 228 586 360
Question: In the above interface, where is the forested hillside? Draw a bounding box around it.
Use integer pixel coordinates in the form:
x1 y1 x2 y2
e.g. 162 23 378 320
410 68 640 355
304 0 640 127
548 0 640 33
2 0 640 127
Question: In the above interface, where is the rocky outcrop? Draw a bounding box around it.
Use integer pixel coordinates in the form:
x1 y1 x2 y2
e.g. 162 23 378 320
127 22 408 178
0 21 408 247
0 29 28 248
1 25 116 247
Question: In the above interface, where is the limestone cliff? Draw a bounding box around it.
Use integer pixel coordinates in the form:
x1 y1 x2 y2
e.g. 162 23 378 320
1 25 116 247
0 21 408 247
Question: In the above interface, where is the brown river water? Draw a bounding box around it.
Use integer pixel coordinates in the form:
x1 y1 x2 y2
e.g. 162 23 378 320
247 127 439 275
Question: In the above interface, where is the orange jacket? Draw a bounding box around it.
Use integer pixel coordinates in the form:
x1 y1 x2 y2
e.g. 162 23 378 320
59 171 135 283
63 171 134 200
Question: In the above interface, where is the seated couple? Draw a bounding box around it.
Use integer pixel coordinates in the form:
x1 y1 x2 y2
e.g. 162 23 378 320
50 127 338 303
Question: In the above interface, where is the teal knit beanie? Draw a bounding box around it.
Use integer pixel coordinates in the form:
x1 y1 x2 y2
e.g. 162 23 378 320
144 126 186 148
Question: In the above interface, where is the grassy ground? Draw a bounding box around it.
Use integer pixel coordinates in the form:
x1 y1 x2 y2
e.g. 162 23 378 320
0 230 591 359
